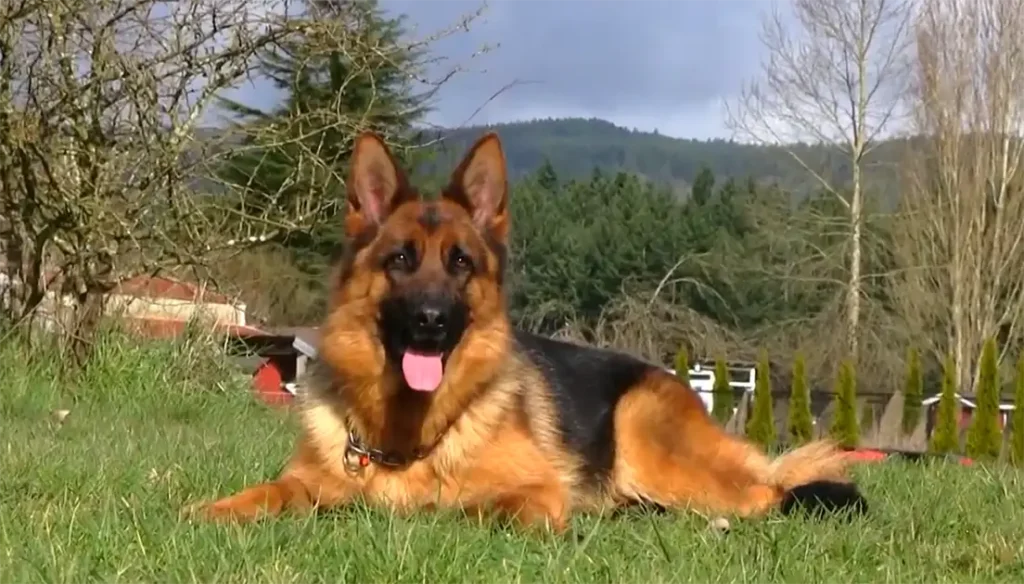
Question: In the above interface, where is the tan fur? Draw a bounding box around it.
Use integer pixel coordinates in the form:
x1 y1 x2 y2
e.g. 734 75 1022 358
290 350 584 528
183 131 860 532
609 369 851 518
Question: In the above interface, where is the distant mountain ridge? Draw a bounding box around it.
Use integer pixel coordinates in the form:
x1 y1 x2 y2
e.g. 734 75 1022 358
416 117 903 199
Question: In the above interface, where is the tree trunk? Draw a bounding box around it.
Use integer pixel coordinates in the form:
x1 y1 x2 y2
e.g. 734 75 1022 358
66 285 107 372
848 165 864 363
951 244 968 396
1 219 49 329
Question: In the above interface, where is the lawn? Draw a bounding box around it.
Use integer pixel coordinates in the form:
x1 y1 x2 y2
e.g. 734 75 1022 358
2 332 1024 583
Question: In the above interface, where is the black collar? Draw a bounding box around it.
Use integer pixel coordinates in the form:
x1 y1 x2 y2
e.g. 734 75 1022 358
344 429 433 470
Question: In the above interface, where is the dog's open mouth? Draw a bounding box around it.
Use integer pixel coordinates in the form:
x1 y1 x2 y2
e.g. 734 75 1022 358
401 350 446 392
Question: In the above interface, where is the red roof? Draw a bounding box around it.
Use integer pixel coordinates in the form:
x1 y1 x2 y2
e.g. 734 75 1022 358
0 270 240 307
113 275 235 305
122 317 266 340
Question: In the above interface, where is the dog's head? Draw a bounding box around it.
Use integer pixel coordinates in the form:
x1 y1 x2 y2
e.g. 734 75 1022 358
325 132 510 394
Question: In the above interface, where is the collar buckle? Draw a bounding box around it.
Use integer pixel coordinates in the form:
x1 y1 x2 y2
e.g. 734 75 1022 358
343 429 429 474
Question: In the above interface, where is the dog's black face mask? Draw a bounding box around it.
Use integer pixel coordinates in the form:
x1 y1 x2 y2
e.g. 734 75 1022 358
373 227 478 393
378 289 470 392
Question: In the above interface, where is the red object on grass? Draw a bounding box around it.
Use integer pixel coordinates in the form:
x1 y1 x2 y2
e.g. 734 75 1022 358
845 449 889 462
842 447 978 467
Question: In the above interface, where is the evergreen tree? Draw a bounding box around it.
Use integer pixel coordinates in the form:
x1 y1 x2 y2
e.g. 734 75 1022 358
787 351 813 445
220 0 431 188
746 349 776 449
215 0 434 283
674 346 690 385
902 346 923 435
829 359 860 449
711 356 734 425
1011 352 1024 467
690 165 715 206
507 170 695 332
536 158 559 191
965 337 1003 462
930 353 961 455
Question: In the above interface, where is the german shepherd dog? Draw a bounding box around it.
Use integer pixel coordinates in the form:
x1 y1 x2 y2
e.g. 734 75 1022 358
187 132 867 531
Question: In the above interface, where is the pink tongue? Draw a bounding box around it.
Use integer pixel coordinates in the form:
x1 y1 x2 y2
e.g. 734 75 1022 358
401 351 444 392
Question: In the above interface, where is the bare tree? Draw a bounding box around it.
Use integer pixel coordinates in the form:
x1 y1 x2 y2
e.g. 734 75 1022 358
727 0 913 365
0 0 488 363
891 0 1024 393
731 175 913 394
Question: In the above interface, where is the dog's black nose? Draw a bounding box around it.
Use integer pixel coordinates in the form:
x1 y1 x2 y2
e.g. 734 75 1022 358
415 306 446 333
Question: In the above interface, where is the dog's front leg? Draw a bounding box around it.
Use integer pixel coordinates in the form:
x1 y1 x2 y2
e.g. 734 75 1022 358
460 482 571 534
186 473 355 523
493 484 571 533
184 440 357 523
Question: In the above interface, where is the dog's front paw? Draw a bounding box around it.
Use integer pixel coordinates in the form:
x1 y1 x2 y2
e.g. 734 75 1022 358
179 496 265 523
179 499 225 523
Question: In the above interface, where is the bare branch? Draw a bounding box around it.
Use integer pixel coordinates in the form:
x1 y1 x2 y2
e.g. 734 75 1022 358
726 0 914 364
0 0 490 359
890 0 1024 393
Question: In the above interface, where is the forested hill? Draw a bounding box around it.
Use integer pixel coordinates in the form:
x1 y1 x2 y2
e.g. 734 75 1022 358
417 117 903 199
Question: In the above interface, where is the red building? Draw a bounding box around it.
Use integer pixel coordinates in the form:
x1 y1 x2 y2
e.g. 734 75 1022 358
226 327 319 406
109 276 321 406
921 393 1015 435
4 268 319 406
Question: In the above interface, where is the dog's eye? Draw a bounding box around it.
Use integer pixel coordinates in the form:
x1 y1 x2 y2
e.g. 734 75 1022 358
384 252 411 272
449 247 473 272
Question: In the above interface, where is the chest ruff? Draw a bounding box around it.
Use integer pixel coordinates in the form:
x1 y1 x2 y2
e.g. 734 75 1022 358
293 365 597 516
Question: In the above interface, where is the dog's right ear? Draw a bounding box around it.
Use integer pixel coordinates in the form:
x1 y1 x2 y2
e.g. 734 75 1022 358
345 132 416 237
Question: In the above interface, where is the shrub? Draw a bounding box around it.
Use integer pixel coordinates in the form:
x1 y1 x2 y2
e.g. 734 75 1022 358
902 346 923 435
1011 352 1024 467
711 356 734 425
746 349 776 449
787 351 813 445
674 346 690 385
965 337 1003 462
829 359 860 449
930 352 960 455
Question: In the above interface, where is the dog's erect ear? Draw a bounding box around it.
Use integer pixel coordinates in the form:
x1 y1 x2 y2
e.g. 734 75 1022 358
443 132 509 242
345 132 415 237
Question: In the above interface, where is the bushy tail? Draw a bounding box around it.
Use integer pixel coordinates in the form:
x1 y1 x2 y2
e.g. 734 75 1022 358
766 440 868 518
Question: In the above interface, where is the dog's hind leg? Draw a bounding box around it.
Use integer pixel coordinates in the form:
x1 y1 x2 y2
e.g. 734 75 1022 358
610 372 867 519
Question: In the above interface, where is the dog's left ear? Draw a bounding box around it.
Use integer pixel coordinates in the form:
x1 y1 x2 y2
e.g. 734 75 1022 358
443 132 509 243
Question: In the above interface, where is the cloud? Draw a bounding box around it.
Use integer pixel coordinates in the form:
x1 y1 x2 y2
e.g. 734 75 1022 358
225 0 772 140
380 0 769 139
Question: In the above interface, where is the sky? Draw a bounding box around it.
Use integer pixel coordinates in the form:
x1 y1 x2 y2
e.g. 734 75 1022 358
229 0 775 141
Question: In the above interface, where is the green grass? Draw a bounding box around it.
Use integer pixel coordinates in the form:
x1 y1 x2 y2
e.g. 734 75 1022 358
2 332 1024 583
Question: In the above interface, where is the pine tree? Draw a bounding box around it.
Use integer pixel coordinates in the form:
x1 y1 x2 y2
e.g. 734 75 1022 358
966 337 1003 462
690 166 716 206
902 346 923 435
215 0 434 278
930 353 960 455
829 359 860 449
536 158 559 191
220 0 431 186
674 346 690 386
711 356 734 425
1011 352 1024 467
787 351 813 445
746 349 776 449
